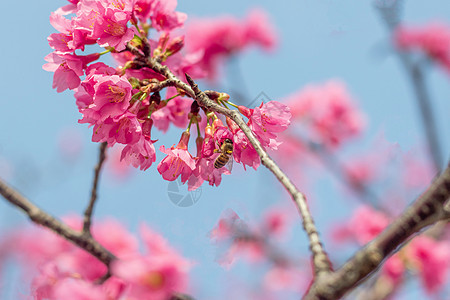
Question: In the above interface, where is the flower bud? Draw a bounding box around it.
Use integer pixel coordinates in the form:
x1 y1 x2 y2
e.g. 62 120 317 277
166 36 185 56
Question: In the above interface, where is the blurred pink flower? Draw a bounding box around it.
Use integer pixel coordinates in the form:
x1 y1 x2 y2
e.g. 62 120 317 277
406 235 450 294
158 131 196 182
286 81 365 149
332 205 390 245
395 22 450 73
185 8 277 79
381 254 405 285
112 225 190 300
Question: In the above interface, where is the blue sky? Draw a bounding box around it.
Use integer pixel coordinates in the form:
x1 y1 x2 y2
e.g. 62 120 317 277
0 1 449 299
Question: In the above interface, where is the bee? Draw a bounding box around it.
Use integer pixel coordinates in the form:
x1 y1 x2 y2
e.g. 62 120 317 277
214 138 234 169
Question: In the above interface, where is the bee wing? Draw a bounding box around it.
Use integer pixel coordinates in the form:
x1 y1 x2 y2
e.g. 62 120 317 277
225 156 233 172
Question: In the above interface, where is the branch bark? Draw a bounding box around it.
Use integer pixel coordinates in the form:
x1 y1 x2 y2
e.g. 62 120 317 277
303 164 450 299
0 178 116 267
83 142 107 235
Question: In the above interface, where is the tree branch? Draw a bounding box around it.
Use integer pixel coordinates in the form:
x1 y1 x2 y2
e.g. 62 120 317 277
303 164 450 299
83 142 107 235
0 178 116 268
376 2 444 173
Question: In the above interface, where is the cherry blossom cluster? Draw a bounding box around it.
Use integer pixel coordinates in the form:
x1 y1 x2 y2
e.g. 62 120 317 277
43 0 286 190
3 217 190 300
394 22 450 74
333 205 450 294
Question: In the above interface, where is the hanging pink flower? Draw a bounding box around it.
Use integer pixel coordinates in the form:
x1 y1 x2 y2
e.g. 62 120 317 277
157 131 196 182
121 136 156 171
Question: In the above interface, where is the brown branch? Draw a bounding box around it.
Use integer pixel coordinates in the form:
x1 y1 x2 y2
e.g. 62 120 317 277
376 2 444 173
83 142 108 235
0 178 116 267
303 164 450 299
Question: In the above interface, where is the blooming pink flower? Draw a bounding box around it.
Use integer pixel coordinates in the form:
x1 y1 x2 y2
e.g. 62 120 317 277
395 22 450 73
43 52 100 93
91 113 142 146
158 131 196 182
150 0 187 32
121 136 156 171
240 101 291 150
74 0 137 51
78 74 133 125
286 81 365 149
406 235 450 294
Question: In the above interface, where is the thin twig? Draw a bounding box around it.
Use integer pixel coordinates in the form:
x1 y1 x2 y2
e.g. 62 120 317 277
303 164 450 299
376 3 444 173
0 178 116 267
83 142 107 235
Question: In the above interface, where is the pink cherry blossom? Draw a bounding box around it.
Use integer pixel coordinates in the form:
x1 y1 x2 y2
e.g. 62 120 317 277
150 0 187 32
121 136 156 171
225 117 260 170
157 131 196 182
74 0 137 51
332 205 390 245
112 225 190 300
91 112 142 146
395 22 450 73
240 101 291 150
243 8 277 51
406 235 450 294
43 52 100 93
286 81 366 149
232 129 260 170
79 74 133 124
185 8 277 79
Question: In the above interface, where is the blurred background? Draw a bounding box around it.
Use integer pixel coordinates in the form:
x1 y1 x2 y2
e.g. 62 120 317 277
0 0 449 299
